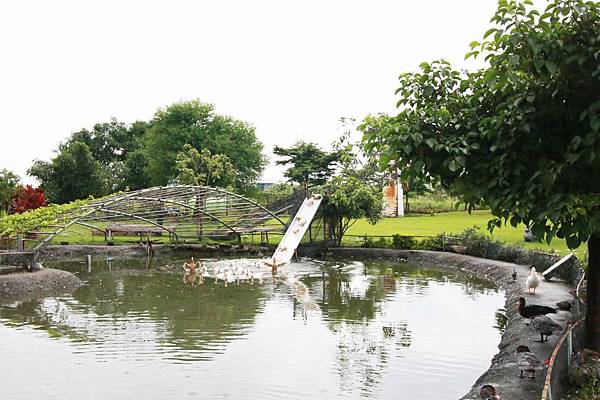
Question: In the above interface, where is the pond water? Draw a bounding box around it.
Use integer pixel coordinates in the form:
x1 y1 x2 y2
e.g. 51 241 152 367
0 255 505 400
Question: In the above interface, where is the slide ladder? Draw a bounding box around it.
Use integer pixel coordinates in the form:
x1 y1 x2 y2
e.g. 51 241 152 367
263 194 323 272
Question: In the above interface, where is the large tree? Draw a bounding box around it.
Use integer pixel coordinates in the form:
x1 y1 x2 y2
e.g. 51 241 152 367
144 100 266 190
29 141 103 204
273 141 341 193
64 118 150 192
361 0 600 351
0 169 19 214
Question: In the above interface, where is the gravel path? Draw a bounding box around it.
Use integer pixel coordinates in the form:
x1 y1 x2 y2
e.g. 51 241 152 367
330 248 575 400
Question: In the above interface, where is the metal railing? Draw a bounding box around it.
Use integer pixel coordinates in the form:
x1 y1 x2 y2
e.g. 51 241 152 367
541 271 587 400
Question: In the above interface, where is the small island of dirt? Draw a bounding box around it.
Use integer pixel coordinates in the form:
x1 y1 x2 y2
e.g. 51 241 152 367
0 268 83 301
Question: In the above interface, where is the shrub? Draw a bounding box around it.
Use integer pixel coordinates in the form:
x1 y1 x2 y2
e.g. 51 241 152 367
417 234 445 251
362 237 390 249
10 185 47 214
391 234 416 249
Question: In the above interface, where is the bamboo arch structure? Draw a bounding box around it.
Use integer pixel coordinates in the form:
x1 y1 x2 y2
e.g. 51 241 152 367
31 185 290 252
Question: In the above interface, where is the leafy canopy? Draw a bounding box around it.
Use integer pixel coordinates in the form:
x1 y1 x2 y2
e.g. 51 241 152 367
273 141 341 191
29 141 104 204
0 169 20 213
362 0 600 249
322 136 383 245
144 100 266 190
175 144 236 188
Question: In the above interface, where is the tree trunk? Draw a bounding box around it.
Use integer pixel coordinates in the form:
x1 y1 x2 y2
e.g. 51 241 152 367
585 232 600 352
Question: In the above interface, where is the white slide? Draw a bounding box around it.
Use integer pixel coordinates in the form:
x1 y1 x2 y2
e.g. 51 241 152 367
263 194 323 270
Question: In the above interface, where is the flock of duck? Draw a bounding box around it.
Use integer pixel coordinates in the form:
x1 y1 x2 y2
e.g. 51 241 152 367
478 266 571 400
180 257 266 287
179 256 320 312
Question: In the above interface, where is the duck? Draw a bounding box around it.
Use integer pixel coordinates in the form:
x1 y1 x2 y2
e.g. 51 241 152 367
223 269 236 287
531 315 561 342
183 257 197 274
214 266 225 282
480 384 500 400
516 345 544 379
518 297 557 318
526 267 541 294
524 228 535 242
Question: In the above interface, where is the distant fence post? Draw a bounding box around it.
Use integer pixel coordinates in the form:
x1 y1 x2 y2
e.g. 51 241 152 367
16 236 24 252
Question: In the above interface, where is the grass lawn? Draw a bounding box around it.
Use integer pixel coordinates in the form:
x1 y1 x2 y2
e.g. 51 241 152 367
345 210 585 258
23 209 585 259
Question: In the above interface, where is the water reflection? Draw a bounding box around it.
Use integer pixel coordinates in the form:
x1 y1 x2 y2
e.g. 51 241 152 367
0 256 504 400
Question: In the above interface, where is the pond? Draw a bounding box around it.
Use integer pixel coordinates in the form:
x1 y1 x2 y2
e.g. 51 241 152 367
0 254 505 400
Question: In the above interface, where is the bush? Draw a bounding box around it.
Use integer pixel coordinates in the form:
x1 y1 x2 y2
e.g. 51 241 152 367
455 227 498 258
391 234 416 249
565 377 600 400
417 234 445 251
362 237 390 249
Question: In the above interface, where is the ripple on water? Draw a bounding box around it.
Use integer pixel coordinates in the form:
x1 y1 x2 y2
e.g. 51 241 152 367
0 257 504 400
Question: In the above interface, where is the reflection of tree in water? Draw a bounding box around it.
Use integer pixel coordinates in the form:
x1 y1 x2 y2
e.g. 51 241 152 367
307 265 412 398
494 308 508 333
363 262 501 299
0 266 267 360
0 298 96 343
307 260 499 397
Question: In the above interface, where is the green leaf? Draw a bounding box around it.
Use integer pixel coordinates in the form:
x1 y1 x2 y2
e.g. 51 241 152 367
566 235 581 249
509 216 521 227
591 116 600 133
483 28 497 38
545 60 558 74
448 159 457 172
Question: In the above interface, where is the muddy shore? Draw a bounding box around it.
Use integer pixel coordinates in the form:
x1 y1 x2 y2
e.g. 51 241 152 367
0 267 83 302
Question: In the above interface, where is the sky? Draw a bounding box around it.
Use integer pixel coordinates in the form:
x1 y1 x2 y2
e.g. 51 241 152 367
0 0 502 184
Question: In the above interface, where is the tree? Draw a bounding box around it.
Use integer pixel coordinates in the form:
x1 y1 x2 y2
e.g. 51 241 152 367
64 118 150 192
10 185 47 214
144 100 266 190
273 141 341 193
361 0 600 351
0 169 19 214
175 144 236 188
122 149 151 191
29 141 103 204
323 175 383 246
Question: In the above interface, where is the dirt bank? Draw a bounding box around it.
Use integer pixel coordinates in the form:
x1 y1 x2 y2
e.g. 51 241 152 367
330 248 575 400
0 267 83 302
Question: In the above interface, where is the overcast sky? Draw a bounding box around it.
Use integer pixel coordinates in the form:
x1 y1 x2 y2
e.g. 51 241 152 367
0 0 503 184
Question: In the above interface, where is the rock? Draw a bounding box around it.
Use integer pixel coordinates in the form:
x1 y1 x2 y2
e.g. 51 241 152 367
569 348 600 387
449 245 466 254
557 300 572 311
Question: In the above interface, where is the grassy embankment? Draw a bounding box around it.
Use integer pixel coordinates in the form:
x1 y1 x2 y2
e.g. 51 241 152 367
345 210 582 257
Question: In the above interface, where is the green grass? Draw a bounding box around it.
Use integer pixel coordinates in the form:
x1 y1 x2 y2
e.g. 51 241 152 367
19 207 585 259
345 210 585 257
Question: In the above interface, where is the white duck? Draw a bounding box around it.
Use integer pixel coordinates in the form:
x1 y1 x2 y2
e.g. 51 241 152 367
214 266 225 282
526 267 541 294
